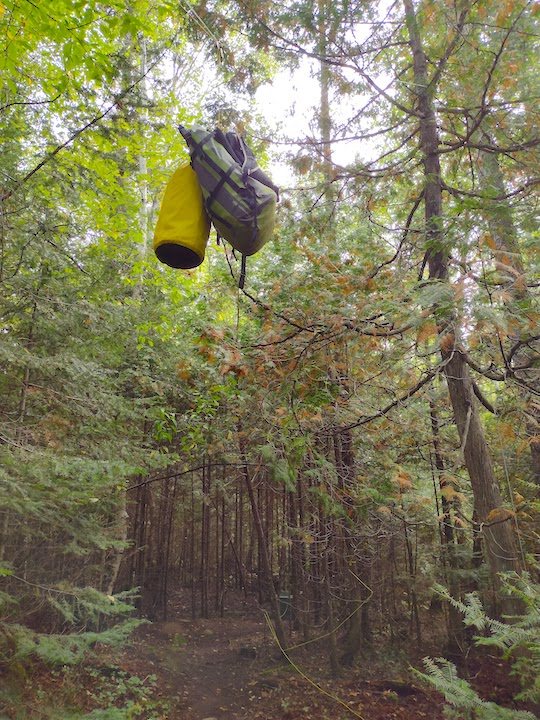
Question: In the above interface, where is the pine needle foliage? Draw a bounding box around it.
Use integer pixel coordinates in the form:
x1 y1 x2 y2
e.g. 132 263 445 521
7 618 143 668
1 587 144 670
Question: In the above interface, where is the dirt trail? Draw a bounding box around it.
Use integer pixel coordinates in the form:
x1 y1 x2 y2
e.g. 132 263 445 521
113 590 453 720
118 593 274 720
1 590 529 719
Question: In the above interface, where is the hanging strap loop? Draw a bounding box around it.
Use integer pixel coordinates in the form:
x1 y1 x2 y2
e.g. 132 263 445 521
239 255 247 289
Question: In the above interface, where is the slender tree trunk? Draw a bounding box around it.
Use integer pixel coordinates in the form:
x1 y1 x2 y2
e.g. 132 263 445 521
321 513 340 677
256 483 264 604
191 472 196 619
340 562 371 667
237 484 244 590
477 142 540 483
106 502 129 596
106 33 152 597
223 517 248 597
220 493 226 616
162 479 178 620
317 0 335 192
244 467 287 649
297 473 311 641
333 425 371 666
238 434 287 650
430 401 464 655
134 31 150 297
0 510 8 563
200 464 210 618
132 483 150 611
288 487 307 635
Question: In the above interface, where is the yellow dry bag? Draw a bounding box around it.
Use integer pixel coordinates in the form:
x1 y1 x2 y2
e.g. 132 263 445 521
154 164 210 269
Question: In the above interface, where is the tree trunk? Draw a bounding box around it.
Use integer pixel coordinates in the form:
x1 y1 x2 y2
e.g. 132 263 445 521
430 401 464 656
403 0 522 602
239 434 287 650
321 514 340 677
443 349 521 578
340 563 371 667
477 141 540 483
200 464 210 618
106 497 129 596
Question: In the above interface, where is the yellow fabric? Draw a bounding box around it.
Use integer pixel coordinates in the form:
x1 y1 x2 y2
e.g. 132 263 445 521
153 164 210 269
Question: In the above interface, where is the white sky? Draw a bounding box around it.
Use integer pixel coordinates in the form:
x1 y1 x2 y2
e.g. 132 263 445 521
254 51 385 188
253 3 394 186
256 64 368 186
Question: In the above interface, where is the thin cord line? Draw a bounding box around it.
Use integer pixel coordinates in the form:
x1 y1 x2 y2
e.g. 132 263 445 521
262 608 368 720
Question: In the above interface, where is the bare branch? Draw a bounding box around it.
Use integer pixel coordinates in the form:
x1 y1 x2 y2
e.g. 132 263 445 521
472 381 497 414
367 192 423 281
508 334 540 365
0 93 62 113
126 462 260 491
428 4 470 90
340 360 448 432
443 177 540 201
463 352 505 381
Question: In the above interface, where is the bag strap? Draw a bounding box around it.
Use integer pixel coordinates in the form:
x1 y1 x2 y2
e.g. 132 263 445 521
239 254 247 289
206 164 237 217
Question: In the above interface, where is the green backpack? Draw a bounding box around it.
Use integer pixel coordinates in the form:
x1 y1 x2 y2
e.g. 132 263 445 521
179 124 279 287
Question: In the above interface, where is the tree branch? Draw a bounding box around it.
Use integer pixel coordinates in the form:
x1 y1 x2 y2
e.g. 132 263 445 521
340 360 448 432
428 4 470 90
443 177 540 201
508 334 540 365
463 352 505 381
126 462 261 491
0 93 62 113
472 380 497 414
1 39 174 202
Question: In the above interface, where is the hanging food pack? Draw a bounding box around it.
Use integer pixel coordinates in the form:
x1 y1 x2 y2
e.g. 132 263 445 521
179 124 279 259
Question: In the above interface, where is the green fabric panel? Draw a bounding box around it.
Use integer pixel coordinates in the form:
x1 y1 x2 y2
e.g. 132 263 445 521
184 124 278 256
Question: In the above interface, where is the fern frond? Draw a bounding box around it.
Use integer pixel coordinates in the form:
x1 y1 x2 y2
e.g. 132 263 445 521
419 658 538 720
428 573 540 713
419 657 484 711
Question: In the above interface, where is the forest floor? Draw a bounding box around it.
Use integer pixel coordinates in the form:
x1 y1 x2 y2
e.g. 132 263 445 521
3 589 535 720
92 589 530 720
110 589 446 720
